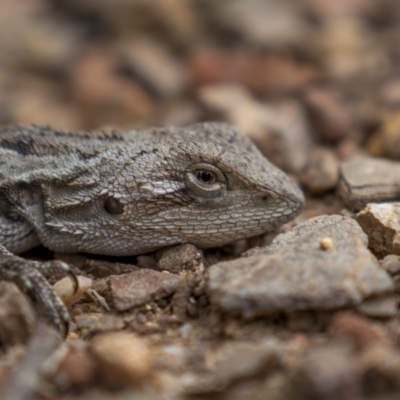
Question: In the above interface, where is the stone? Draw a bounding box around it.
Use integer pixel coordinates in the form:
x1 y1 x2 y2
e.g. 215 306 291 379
0 282 36 346
328 311 388 349
117 37 187 99
338 157 400 210
304 87 353 142
367 113 400 159
157 244 203 274
356 203 400 255
292 344 361 400
181 339 283 394
207 215 394 317
90 331 151 386
356 295 397 318
57 349 97 389
299 146 339 194
110 269 180 311
198 84 313 173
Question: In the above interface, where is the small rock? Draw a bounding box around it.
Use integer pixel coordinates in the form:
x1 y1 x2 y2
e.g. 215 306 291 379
207 215 394 317
157 244 203 274
182 339 282 394
198 84 313 173
338 157 400 210
356 203 400 255
57 349 97 389
90 331 151 386
329 311 387 349
299 146 339 194
357 296 397 318
292 343 361 400
304 87 353 142
368 113 400 159
117 37 187 99
110 269 180 311
381 255 400 276
0 282 36 345
359 343 400 391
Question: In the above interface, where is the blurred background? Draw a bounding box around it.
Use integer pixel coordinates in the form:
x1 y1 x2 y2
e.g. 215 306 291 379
1 0 400 182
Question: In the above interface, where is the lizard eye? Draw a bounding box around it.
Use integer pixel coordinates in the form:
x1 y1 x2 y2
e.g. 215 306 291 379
195 170 216 184
104 197 124 216
185 163 226 198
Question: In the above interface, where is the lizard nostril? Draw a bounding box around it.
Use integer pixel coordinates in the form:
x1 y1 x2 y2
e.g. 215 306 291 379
252 192 275 206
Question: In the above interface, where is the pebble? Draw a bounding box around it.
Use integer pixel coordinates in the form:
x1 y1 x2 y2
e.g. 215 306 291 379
338 157 400 210
109 269 180 311
299 146 339 194
0 282 36 346
304 87 353 142
356 203 400 255
90 331 151 386
207 215 394 317
157 244 203 274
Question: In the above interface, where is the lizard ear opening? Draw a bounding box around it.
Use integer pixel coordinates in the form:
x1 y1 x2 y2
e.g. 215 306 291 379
104 196 124 216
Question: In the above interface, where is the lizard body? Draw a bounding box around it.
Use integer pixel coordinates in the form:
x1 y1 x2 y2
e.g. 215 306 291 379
0 122 304 333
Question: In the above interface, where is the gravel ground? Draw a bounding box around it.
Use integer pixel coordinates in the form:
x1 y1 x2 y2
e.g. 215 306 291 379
3 1 400 399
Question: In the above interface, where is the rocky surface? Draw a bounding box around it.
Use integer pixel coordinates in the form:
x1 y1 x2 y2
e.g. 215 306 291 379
207 215 394 317
3 1 400 399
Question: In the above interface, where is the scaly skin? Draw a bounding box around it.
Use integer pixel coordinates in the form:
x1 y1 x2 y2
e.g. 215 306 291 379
0 122 304 334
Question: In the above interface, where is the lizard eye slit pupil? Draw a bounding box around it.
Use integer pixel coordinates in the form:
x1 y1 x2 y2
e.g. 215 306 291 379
196 170 216 184
104 196 124 216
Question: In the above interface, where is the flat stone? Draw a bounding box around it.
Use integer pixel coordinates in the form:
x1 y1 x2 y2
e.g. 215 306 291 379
207 215 394 317
110 269 180 311
338 157 400 210
356 203 400 255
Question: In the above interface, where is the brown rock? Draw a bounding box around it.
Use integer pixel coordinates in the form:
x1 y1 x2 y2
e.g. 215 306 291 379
157 244 203 274
329 311 388 349
58 350 97 388
359 343 400 391
110 269 180 311
117 37 187 99
198 84 313 173
207 215 394 317
368 113 400 159
356 203 400 255
293 344 361 400
69 48 156 129
0 282 36 346
299 146 339 194
90 331 151 386
338 157 400 210
304 87 353 142
181 339 283 394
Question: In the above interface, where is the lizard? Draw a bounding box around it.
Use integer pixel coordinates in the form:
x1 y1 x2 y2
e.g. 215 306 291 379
0 122 304 335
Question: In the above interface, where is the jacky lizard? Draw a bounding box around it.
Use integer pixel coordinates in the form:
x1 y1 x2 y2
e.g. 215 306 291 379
0 122 304 334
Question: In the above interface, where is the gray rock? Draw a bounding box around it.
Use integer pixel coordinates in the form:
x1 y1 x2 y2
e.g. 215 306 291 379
207 215 394 317
338 157 400 210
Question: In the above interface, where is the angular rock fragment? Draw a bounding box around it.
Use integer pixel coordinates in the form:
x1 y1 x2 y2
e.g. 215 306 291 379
207 215 394 317
356 203 400 255
110 269 180 311
338 157 400 210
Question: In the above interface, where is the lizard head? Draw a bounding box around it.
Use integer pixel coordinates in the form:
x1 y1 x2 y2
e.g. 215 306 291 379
107 122 304 253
